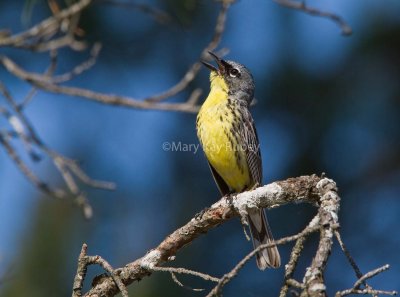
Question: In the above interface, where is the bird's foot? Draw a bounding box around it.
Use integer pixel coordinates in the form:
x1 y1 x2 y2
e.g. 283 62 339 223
249 182 260 191
224 191 236 205
195 207 210 220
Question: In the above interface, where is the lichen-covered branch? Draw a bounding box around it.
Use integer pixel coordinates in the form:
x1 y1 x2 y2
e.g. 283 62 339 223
76 175 320 296
72 175 397 297
76 175 323 296
72 244 128 297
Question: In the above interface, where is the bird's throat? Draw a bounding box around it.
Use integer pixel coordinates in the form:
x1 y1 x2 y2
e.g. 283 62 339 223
210 72 228 94
202 73 229 108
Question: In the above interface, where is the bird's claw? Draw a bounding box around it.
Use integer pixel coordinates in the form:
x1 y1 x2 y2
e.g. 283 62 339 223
195 207 210 220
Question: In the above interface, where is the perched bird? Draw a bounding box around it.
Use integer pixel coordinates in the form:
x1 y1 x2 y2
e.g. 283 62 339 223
196 52 280 270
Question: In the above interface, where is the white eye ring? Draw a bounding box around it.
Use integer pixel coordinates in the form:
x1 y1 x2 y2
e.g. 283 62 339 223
229 68 240 77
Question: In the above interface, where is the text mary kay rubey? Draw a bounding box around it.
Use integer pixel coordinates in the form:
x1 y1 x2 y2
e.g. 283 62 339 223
162 141 260 154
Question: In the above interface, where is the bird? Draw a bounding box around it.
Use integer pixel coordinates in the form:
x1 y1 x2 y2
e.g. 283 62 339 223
196 52 280 270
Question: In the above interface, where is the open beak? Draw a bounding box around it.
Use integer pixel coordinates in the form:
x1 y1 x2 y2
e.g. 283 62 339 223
201 51 227 74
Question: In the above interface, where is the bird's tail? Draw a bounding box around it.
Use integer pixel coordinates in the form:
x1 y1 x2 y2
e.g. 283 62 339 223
248 209 281 270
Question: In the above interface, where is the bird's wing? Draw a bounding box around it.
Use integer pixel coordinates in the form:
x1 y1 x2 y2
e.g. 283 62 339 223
240 108 262 186
207 161 230 196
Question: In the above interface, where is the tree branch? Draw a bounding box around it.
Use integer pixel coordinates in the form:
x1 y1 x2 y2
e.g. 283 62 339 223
0 0 91 50
77 175 323 296
72 175 397 297
0 0 233 113
273 0 352 36
0 80 114 218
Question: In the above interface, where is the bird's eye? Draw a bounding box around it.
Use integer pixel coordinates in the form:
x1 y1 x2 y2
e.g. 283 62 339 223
229 68 240 77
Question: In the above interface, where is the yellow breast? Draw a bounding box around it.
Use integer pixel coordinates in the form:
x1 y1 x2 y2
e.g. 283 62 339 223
196 76 251 192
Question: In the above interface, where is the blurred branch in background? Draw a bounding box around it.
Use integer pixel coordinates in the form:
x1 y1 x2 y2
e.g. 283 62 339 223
72 175 397 297
1 0 397 296
273 0 352 35
0 0 231 215
0 0 352 216
0 0 232 215
95 0 173 25
0 0 90 51
0 81 115 219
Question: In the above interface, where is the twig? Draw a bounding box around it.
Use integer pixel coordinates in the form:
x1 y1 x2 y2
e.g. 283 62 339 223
206 221 323 297
334 230 363 280
0 0 92 50
151 266 219 292
87 257 129 297
50 43 102 83
64 156 115 190
279 215 320 297
72 244 129 297
18 49 58 110
334 230 383 297
0 54 199 113
95 0 172 24
0 80 114 218
0 93 39 160
72 244 90 297
273 0 352 36
144 0 231 103
170 273 205 292
0 0 232 111
354 265 390 289
336 288 397 297
151 266 219 283
335 264 397 297
0 132 66 199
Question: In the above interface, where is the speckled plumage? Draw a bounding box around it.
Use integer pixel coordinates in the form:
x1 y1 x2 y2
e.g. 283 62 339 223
196 53 280 270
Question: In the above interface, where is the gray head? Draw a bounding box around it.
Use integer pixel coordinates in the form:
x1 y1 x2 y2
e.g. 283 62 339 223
202 52 255 105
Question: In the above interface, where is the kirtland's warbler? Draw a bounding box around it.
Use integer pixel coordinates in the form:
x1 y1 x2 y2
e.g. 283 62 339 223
196 52 280 270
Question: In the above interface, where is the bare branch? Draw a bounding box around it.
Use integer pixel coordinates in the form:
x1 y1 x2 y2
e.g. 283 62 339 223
18 50 58 110
353 265 390 289
95 0 173 24
72 244 90 297
151 266 219 283
280 215 320 297
273 0 352 36
336 288 397 297
301 178 340 297
78 175 323 297
0 0 91 50
0 132 65 199
0 80 114 218
72 244 129 297
170 272 206 292
334 230 364 280
144 0 231 103
206 221 323 297
335 264 397 297
0 0 233 113
69 175 396 297
151 266 219 292
0 55 199 113
50 43 102 83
